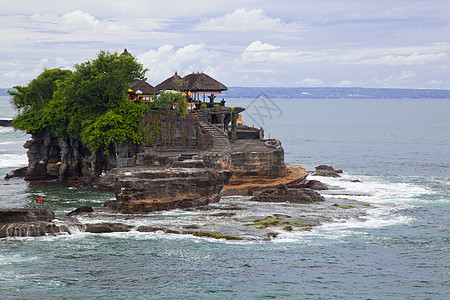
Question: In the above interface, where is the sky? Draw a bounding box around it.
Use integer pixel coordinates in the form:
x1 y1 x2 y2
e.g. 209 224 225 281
1 0 449 89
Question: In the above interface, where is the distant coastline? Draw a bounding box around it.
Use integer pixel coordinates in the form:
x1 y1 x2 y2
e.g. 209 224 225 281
222 86 450 99
2 86 450 99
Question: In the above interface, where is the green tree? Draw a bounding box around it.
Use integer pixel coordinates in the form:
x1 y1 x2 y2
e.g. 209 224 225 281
9 51 150 153
9 68 73 133
59 50 147 137
150 90 187 115
82 100 150 154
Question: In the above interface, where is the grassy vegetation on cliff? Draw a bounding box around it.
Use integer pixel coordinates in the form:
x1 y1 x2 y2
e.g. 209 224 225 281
9 51 187 154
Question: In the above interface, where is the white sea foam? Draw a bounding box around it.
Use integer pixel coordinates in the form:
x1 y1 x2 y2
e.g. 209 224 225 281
269 172 432 243
310 173 433 205
273 211 414 245
0 254 38 266
0 153 28 168
0 126 14 134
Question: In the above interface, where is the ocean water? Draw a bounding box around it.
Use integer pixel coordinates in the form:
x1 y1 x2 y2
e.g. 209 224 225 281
0 95 449 299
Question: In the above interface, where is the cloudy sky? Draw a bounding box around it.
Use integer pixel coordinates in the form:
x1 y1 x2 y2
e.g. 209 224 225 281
1 0 449 89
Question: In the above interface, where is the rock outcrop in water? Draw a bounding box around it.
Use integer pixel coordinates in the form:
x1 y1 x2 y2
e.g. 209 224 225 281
4 166 28 180
251 184 325 203
0 209 59 238
66 206 94 216
302 179 328 190
106 166 232 213
0 119 12 127
311 165 343 177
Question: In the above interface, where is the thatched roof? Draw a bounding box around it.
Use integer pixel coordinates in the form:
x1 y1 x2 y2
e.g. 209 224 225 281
155 72 184 91
129 80 158 95
183 72 227 93
120 48 132 57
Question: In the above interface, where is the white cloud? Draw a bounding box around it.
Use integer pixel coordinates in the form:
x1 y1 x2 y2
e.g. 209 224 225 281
427 79 442 85
54 56 68 67
195 8 302 32
245 41 280 52
31 10 104 32
399 70 416 80
356 52 447 66
241 41 303 64
137 44 222 85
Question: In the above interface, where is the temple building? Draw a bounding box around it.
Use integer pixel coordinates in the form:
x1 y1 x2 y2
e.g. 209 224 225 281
127 80 158 103
154 72 184 91
119 49 257 144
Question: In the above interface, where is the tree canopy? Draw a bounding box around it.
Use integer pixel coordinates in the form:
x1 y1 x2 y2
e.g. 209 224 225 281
9 51 156 153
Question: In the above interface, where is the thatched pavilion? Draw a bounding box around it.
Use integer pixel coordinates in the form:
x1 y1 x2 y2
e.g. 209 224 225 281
128 80 158 103
182 71 227 102
155 71 227 103
155 72 184 91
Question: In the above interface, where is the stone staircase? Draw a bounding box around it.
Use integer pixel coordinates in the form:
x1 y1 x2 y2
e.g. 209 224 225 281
195 111 208 122
198 121 230 152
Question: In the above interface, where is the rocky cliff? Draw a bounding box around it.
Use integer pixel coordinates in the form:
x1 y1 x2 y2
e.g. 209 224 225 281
23 131 115 182
106 167 232 213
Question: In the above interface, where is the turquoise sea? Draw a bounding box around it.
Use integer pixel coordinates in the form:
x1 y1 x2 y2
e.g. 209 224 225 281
0 96 449 299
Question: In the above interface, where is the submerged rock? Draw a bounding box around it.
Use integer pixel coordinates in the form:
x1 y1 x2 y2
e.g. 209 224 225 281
312 165 343 177
0 209 65 238
0 119 13 126
66 206 94 216
4 166 28 180
0 208 54 223
0 221 65 238
304 179 328 190
84 223 133 233
136 225 243 240
251 185 325 203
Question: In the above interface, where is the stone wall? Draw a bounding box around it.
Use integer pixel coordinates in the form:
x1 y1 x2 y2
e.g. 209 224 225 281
140 113 208 152
116 113 211 168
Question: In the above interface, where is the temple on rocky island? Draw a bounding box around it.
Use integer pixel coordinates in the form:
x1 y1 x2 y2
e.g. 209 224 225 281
6 49 311 215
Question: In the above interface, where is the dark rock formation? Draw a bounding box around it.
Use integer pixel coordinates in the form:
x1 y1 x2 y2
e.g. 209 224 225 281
0 119 13 126
0 208 54 223
23 131 113 182
0 221 65 238
0 209 58 238
136 226 243 240
105 167 232 213
4 166 28 180
66 206 94 216
84 223 132 233
312 165 343 177
251 185 325 203
303 180 328 190
285 172 309 188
